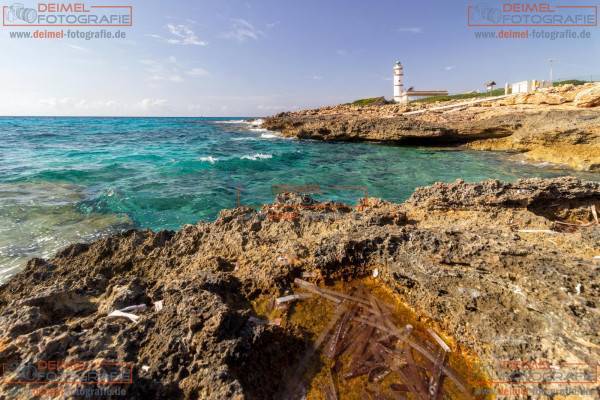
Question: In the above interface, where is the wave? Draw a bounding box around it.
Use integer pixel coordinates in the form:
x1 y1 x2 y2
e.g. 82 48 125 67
199 156 219 164
260 133 278 139
215 119 248 125
231 137 258 141
240 153 273 161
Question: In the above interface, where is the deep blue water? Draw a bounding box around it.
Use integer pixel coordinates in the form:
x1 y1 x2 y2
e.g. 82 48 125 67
1 116 598 282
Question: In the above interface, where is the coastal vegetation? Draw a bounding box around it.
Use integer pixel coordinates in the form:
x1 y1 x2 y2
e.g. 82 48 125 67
411 88 506 104
349 96 391 106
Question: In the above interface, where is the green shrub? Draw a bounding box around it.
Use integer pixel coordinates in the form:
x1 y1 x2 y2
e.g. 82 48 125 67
411 88 506 104
552 80 588 87
350 97 389 107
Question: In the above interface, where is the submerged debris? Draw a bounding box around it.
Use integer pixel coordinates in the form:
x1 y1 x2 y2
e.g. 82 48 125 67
275 293 313 306
289 279 475 400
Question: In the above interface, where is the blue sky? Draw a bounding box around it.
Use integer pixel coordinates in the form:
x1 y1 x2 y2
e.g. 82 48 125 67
1 0 598 116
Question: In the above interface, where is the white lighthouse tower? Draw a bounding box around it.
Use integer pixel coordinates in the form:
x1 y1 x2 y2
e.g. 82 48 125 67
393 61 405 103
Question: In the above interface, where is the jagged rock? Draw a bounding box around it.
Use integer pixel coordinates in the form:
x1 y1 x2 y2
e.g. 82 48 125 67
0 178 599 399
574 83 600 108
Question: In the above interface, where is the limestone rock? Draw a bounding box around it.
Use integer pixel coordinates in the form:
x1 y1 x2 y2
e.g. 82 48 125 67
574 84 600 107
0 178 599 399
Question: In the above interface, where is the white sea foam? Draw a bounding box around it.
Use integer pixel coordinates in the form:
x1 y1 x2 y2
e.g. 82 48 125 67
240 153 273 160
231 137 258 141
199 156 219 163
249 118 264 127
216 119 248 125
260 133 278 139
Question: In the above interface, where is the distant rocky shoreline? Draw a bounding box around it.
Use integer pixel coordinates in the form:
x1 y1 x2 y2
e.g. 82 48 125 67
263 83 600 171
0 177 598 398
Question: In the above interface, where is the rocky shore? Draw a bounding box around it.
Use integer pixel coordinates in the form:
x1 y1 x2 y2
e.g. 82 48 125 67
262 83 600 171
0 177 598 399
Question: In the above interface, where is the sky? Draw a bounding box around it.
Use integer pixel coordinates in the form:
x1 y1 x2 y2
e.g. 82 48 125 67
1 0 598 116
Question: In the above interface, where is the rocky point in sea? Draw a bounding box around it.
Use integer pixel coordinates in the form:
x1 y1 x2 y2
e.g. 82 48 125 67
0 177 598 399
262 83 600 171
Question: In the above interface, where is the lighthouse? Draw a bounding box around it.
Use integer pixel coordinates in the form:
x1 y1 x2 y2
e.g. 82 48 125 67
392 61 448 103
393 61 405 103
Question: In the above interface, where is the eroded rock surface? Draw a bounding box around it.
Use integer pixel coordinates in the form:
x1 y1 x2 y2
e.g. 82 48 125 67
0 177 598 399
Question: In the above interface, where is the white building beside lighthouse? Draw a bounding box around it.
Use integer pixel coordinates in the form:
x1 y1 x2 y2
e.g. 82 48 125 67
393 61 448 104
393 61 405 103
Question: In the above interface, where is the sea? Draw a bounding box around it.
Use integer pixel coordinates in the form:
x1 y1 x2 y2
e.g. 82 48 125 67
1 116 598 282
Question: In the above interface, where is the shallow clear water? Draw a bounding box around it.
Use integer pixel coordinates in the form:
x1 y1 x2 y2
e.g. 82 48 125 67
1 116 598 282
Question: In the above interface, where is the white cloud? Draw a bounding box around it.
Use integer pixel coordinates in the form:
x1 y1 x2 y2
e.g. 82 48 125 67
312 75 323 80
186 67 209 77
444 65 456 71
166 24 207 45
139 98 167 110
147 24 207 46
397 27 423 34
222 18 263 42
336 49 348 56
140 57 208 83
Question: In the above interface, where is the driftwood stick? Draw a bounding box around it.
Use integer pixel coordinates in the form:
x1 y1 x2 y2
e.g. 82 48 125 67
518 229 557 234
403 344 430 400
554 221 594 228
325 367 338 400
427 328 451 353
429 348 447 400
275 293 313 306
327 304 358 358
349 323 375 369
318 286 372 306
294 278 342 304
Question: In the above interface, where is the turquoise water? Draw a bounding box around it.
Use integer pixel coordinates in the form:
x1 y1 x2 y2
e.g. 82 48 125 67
1 116 598 282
